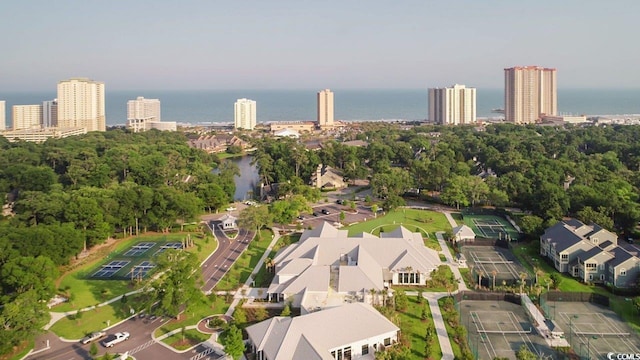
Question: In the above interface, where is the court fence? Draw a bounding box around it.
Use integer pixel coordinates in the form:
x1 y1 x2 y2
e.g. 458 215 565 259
454 291 522 305
539 291 610 320
455 237 509 248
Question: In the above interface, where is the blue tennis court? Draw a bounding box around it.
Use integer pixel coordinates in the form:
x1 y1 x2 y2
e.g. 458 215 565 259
127 261 156 278
154 242 184 256
92 260 130 278
123 242 157 256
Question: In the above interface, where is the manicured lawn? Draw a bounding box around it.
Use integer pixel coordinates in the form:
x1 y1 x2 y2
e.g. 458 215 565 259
154 296 230 337
252 233 301 288
214 229 273 291
458 268 473 289
55 232 216 312
161 328 211 350
397 296 441 360
346 209 451 251
438 296 471 360
2 340 33 360
450 212 463 224
50 303 123 339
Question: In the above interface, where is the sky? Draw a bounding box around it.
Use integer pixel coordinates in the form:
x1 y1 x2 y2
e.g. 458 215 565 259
1 1 639 91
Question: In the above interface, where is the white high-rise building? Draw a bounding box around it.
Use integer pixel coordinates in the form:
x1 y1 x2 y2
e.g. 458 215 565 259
317 89 334 128
0 101 5 131
57 78 106 132
428 84 476 125
234 98 256 130
127 96 161 132
504 66 557 124
12 104 43 130
43 99 58 128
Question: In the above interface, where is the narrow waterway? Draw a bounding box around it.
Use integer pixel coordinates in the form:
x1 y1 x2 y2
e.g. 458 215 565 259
226 155 260 201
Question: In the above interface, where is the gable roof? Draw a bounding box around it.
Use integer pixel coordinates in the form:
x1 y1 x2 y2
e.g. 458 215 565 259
269 222 440 306
453 225 475 239
608 246 637 268
246 303 399 360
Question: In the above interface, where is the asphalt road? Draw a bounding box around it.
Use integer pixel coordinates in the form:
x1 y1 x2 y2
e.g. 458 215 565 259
200 218 254 293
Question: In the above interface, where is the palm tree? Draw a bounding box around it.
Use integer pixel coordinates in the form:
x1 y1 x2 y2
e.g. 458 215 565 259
491 269 498 290
477 270 485 289
369 288 377 306
519 272 528 294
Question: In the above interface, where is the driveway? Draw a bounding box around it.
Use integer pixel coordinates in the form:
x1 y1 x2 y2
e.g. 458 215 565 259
200 216 254 293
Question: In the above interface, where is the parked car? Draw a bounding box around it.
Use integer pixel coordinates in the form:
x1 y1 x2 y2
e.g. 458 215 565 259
81 331 107 345
312 212 319 217
336 199 344 205
226 206 237 211
297 215 305 221
103 332 130 347
322 209 330 215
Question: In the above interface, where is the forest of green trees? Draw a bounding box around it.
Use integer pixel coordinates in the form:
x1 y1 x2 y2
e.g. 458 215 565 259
0 130 236 354
3 122 640 354
254 123 640 237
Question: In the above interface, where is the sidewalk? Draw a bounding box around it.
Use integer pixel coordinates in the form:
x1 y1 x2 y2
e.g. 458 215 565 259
425 292 455 360
224 228 282 318
436 231 468 291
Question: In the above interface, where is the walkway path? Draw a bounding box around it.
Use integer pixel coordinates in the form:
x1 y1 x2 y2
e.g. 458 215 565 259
436 231 468 291
425 292 455 360
224 228 282 318
45 288 145 330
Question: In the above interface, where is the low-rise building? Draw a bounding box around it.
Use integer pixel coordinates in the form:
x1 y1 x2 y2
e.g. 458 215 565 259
266 222 440 313
246 302 400 360
540 219 640 288
311 164 346 190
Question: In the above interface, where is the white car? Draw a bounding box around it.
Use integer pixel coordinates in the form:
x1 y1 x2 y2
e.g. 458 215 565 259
226 206 237 211
81 331 106 344
103 332 130 347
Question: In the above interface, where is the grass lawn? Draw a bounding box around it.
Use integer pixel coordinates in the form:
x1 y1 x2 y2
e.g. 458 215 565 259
252 233 301 288
54 232 216 312
50 303 123 339
397 296 441 360
161 328 210 350
1 340 33 360
346 209 451 251
450 212 462 224
214 229 273 291
154 295 230 337
438 297 471 359
458 268 473 289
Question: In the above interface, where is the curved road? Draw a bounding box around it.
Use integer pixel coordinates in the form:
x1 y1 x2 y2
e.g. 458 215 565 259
200 219 254 293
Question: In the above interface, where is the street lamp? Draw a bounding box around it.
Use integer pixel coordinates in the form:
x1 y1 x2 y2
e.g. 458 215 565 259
587 335 598 360
569 315 578 346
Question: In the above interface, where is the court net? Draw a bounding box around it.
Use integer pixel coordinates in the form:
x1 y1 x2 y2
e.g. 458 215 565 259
477 328 533 335
574 331 631 337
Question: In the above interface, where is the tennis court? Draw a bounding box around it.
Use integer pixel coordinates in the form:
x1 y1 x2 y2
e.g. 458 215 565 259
127 260 156 279
153 242 184 256
460 246 527 287
461 213 520 240
122 242 157 257
459 300 554 359
554 301 640 359
92 260 130 278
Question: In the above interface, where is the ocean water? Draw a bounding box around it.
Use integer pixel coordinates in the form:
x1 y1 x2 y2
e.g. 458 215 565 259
1 89 639 127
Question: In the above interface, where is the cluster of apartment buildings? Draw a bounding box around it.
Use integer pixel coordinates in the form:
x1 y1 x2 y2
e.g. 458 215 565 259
540 219 640 288
0 78 175 142
428 66 577 126
243 222 441 359
234 89 336 132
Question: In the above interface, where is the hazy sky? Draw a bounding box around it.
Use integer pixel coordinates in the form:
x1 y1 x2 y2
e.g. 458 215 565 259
1 1 639 91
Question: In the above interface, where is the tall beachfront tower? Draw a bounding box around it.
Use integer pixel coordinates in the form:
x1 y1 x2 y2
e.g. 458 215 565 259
12 104 43 130
43 99 58 128
234 98 256 130
57 78 106 132
317 89 334 128
127 96 161 132
504 66 557 124
0 101 5 130
428 84 476 125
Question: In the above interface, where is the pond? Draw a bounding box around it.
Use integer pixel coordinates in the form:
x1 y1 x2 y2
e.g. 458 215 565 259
226 155 259 201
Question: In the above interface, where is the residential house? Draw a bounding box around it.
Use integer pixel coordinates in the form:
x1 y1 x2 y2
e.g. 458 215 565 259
540 219 640 288
246 302 400 360
311 164 346 190
606 246 640 288
187 134 248 153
